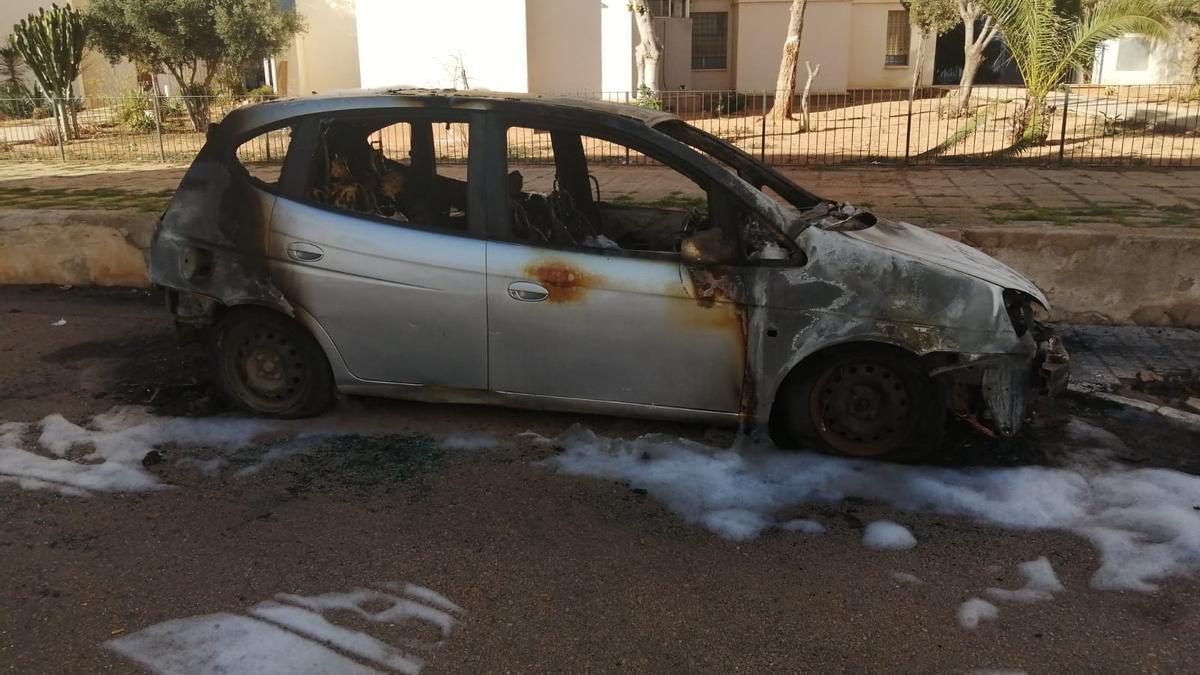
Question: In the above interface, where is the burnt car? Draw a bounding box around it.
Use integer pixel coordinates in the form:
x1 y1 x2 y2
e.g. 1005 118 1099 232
151 89 1068 460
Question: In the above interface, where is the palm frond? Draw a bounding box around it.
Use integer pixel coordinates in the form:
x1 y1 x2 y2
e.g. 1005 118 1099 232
915 102 1003 159
1051 0 1189 83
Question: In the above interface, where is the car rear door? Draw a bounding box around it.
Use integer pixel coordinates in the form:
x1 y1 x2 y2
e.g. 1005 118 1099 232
266 111 489 388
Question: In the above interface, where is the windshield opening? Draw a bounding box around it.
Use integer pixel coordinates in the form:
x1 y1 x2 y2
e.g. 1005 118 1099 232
655 120 823 210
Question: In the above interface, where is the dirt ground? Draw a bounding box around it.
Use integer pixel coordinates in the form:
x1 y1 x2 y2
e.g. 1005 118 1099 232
3 286 1200 674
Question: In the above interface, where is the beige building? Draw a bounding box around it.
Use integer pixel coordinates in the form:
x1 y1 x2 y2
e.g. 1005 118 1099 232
647 0 935 93
2 0 142 98
272 0 361 96
352 0 937 95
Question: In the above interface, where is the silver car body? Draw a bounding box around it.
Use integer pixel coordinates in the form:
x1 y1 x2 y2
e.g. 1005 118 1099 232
151 90 1067 436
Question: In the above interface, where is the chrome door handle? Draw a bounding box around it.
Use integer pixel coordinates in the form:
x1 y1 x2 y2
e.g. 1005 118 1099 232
508 281 548 302
287 242 324 262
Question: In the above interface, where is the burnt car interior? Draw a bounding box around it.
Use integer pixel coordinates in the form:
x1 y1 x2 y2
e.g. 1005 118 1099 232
305 116 471 231
503 123 752 261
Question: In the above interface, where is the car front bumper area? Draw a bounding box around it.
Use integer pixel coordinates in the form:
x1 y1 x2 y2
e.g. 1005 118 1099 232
980 324 1070 437
938 323 1070 438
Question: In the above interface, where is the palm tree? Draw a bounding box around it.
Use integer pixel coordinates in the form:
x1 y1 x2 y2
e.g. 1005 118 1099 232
980 0 1200 145
0 46 28 90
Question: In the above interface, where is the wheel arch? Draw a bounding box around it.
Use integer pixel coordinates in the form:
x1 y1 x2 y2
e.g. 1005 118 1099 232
766 339 944 440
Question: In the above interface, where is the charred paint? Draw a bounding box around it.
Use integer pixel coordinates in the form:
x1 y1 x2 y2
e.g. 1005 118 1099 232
523 260 604 304
681 265 758 425
790 280 844 310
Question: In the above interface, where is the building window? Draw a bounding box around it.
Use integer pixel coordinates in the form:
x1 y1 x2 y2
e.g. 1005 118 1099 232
692 12 728 70
885 10 910 66
1115 36 1151 71
648 0 680 17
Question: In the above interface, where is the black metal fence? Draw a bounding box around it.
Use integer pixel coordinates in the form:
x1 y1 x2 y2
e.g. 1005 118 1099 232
1 84 1198 167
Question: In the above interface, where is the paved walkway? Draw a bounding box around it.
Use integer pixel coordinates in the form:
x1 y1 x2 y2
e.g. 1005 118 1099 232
1 162 1198 230
1062 325 1200 390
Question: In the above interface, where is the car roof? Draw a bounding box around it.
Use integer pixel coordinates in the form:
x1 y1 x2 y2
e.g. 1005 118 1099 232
217 88 681 135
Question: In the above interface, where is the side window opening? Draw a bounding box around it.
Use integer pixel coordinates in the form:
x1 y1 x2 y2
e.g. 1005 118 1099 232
504 124 735 259
306 115 471 232
235 126 293 186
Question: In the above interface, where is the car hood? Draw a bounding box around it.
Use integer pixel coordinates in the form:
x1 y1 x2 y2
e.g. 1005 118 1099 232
833 217 1049 307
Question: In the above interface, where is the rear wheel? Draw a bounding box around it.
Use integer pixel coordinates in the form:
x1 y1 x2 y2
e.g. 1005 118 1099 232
210 308 334 418
779 346 944 460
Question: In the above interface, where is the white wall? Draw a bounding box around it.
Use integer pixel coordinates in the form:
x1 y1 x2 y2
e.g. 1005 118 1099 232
289 0 360 95
526 0 602 93
1092 30 1197 85
356 0 530 91
600 0 636 95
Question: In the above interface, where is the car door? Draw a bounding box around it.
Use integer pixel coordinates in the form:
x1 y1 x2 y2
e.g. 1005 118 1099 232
266 111 488 388
485 121 746 414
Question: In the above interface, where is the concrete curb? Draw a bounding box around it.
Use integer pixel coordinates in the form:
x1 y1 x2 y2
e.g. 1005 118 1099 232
0 209 157 288
1073 386 1200 429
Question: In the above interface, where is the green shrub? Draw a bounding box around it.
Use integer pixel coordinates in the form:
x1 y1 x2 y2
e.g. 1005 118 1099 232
245 85 277 100
635 84 662 110
0 80 33 119
114 90 186 132
114 90 157 132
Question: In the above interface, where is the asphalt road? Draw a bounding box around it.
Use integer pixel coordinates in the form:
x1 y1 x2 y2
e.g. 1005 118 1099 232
2 286 1199 675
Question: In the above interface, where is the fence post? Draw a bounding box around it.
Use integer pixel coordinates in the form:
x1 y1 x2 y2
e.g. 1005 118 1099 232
904 95 914 165
1058 85 1070 165
54 99 66 161
150 90 167 163
760 93 767 163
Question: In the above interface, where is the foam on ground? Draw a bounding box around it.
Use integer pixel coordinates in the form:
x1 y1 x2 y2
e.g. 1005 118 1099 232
862 520 917 550
0 407 330 495
986 557 1065 603
539 423 1200 592
107 581 462 675
957 598 1000 630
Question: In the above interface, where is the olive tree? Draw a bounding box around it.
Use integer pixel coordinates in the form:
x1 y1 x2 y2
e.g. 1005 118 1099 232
85 0 304 132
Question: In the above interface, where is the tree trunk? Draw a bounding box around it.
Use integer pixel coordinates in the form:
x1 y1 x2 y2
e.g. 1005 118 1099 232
955 2 998 117
67 83 79 137
958 50 981 116
51 100 66 143
800 61 820 132
768 0 809 121
1012 94 1050 144
909 32 927 104
183 97 210 133
630 0 661 93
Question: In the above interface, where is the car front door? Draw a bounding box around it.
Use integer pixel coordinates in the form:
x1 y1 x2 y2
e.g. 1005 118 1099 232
484 121 747 414
267 111 488 388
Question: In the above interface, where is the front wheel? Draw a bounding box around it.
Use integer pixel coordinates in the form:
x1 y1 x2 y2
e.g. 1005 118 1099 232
778 346 944 461
209 308 335 418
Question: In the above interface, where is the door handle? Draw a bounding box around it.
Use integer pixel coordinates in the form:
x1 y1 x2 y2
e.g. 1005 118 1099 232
287 242 324 262
508 281 548 302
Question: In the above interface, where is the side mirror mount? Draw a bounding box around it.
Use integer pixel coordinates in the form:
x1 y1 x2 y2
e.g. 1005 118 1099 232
680 228 737 266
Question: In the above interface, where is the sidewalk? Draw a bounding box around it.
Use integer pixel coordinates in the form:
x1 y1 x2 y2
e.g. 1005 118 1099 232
1 163 1199 230
1062 324 1200 422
